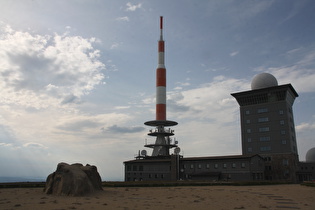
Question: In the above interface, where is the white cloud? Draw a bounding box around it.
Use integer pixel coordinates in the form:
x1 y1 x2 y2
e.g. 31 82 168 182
0 143 13 147
110 42 122 49
0 24 105 109
114 106 131 110
296 122 315 132
125 2 142 11
230 51 239 57
168 76 248 122
23 142 48 149
252 49 315 93
116 16 130 22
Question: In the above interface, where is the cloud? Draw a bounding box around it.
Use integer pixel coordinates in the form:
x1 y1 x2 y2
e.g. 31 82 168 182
114 106 131 110
125 2 142 11
61 94 81 105
105 125 145 134
110 42 122 49
256 50 315 93
0 143 13 147
0 24 105 109
230 51 239 57
232 1 274 25
55 113 132 134
57 119 103 132
23 142 48 149
116 16 130 22
296 122 315 132
167 76 248 122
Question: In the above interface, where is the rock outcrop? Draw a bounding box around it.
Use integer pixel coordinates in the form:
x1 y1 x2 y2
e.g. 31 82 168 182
44 162 103 196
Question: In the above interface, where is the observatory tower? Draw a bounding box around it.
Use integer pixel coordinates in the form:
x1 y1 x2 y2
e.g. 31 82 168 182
232 73 299 181
144 16 179 157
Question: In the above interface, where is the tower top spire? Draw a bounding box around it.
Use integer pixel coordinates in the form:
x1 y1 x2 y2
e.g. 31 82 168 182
160 16 163 40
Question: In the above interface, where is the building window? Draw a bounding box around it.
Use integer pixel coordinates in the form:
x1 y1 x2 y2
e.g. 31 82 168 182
279 110 284 115
280 120 285 125
190 164 194 169
149 174 151 178
127 166 131 171
260 146 271 151
161 174 164 179
248 147 252 152
223 163 227 169
247 138 252 142
282 140 287 144
206 164 210 169
214 164 218 169
259 127 270 132
257 108 268 113
232 163 236 168
246 119 250 124
247 129 251 133
246 110 250 115
139 166 143 171
260 136 270 141
155 174 158 178
241 163 246 168
258 117 269 122
283 159 289 166
198 164 202 169
133 166 137 171
281 130 286 135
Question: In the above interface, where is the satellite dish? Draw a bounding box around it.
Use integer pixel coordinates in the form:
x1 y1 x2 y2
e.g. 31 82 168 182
141 150 147 156
174 147 180 154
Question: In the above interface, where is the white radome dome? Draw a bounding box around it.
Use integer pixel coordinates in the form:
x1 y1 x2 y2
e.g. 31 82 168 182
306 147 315 162
251 73 278 90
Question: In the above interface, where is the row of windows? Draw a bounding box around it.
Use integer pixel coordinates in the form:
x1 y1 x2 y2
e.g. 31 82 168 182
126 165 144 171
300 166 315 170
260 136 270 141
126 173 166 181
246 119 286 124
247 137 288 144
247 146 271 152
245 109 286 115
184 162 246 170
246 128 287 134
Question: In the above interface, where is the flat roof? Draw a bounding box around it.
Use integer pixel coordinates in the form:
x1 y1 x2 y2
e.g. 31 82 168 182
124 154 263 164
231 84 298 98
182 154 263 161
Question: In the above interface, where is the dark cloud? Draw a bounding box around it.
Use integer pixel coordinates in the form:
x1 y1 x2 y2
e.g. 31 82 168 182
167 92 190 113
57 120 102 132
5 53 56 91
168 99 190 113
104 125 145 134
60 94 81 105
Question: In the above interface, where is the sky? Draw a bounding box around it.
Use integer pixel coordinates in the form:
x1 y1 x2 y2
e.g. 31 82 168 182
0 0 315 181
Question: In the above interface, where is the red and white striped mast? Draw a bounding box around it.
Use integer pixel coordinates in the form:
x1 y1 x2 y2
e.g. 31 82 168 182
144 16 179 157
156 16 166 121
